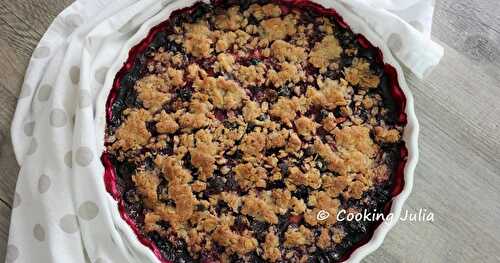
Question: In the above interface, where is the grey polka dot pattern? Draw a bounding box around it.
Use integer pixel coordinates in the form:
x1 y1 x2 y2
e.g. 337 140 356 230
27 138 38 155
75 147 94 167
33 46 51 59
6 244 19 263
409 20 424 32
70 66 81 84
50 109 68 127
33 224 46 241
59 214 79 234
388 33 403 53
78 201 99 220
38 174 51 194
64 151 73 168
65 14 84 29
23 122 35 136
13 192 21 208
19 84 33 99
79 90 92 108
37 84 52 102
95 67 109 84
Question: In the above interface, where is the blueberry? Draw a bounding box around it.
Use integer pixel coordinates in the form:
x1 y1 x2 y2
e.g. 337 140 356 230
293 185 309 201
239 0 252 11
277 213 291 234
163 199 176 207
358 47 375 60
267 180 286 189
177 87 192 101
303 147 315 157
246 122 256 132
124 190 140 204
327 252 341 262
233 216 248 232
224 176 239 192
319 109 330 120
278 87 292 97
316 157 328 172
166 41 182 53
341 56 353 68
325 70 340 80
265 89 278 102
250 58 261 65
251 220 269 240
247 15 259 25
370 63 384 76
195 204 206 211
223 120 239 129
278 162 289 175
346 219 367 234
157 220 171 229
358 108 369 121
207 176 225 194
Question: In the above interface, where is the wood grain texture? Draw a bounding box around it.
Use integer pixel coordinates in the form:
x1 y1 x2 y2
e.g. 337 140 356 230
0 0 499 262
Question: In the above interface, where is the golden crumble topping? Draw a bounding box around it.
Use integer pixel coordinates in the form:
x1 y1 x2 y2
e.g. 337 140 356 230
214 6 246 31
234 162 267 190
309 35 343 69
317 228 331 249
110 109 152 151
294 116 318 139
344 58 380 89
236 64 267 87
132 170 160 208
306 78 348 110
241 192 279 224
270 40 306 63
195 76 247 110
267 62 303 87
263 230 281 262
259 15 297 41
284 225 313 247
214 53 235 73
154 110 179 134
107 2 406 262
374 126 401 143
269 97 301 125
183 22 213 58
135 75 172 112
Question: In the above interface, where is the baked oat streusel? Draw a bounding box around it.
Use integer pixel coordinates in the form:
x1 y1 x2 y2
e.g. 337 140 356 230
105 1 407 262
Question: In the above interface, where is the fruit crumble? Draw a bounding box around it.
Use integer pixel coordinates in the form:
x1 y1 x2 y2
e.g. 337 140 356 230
104 1 407 262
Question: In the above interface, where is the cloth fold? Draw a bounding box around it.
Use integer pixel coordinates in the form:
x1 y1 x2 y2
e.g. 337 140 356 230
7 0 442 262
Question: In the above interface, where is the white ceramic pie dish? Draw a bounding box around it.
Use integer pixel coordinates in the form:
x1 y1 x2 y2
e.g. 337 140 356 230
95 0 419 262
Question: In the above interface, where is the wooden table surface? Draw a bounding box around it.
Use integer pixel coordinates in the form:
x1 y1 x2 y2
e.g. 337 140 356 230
1 0 499 262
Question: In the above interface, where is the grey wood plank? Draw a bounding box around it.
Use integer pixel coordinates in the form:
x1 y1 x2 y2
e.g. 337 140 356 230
434 0 500 82
0 202 11 263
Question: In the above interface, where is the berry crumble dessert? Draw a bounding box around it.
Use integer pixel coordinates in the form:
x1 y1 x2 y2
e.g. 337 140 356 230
103 0 408 262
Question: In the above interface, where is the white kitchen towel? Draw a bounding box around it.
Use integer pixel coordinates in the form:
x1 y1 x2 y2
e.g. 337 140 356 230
7 0 442 262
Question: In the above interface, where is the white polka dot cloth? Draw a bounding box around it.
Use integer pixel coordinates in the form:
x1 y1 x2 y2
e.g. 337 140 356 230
7 0 442 262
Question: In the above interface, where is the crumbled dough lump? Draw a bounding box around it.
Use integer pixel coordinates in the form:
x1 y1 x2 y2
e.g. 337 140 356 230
106 1 406 262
